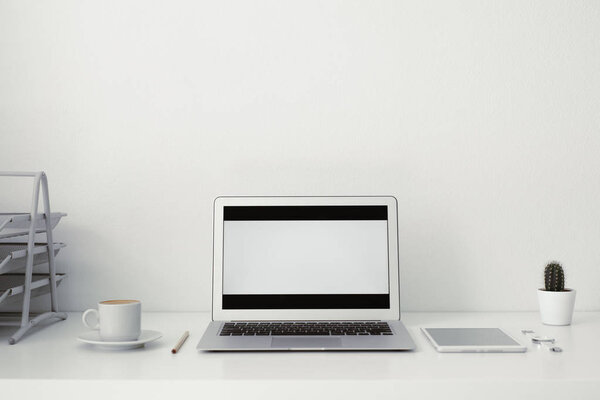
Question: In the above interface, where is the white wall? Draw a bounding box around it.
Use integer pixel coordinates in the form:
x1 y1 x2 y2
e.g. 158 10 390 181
1 0 599 312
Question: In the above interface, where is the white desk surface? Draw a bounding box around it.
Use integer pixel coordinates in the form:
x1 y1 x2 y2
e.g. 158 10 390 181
2 312 600 399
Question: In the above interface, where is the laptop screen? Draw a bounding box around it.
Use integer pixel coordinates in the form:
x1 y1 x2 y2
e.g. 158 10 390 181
222 205 390 309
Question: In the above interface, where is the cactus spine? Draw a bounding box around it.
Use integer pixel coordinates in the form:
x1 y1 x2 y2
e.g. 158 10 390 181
544 262 565 291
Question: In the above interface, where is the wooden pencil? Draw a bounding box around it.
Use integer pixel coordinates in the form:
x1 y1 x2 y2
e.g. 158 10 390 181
171 331 190 354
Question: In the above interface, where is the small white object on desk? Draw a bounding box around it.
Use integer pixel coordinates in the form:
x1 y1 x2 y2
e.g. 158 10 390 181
521 329 563 352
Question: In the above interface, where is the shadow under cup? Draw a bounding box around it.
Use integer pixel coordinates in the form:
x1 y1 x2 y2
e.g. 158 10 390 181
85 300 142 341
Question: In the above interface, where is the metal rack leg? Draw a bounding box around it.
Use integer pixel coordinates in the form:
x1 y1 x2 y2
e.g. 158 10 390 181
18 173 42 332
9 311 68 344
40 173 59 312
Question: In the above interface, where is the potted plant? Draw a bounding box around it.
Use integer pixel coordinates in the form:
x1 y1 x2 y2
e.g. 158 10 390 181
538 262 576 325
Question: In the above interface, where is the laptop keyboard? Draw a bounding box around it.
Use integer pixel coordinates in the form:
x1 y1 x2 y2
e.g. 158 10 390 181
219 321 393 336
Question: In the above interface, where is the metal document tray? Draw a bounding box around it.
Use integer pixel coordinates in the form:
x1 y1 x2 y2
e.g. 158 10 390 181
0 273 66 307
0 213 67 240
0 243 66 275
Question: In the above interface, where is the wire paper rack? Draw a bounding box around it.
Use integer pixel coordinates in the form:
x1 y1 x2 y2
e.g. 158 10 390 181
0 172 67 344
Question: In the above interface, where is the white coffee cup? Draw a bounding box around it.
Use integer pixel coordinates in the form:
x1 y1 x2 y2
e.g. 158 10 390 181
82 300 141 341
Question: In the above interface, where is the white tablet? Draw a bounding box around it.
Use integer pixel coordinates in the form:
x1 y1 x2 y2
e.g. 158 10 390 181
421 328 527 353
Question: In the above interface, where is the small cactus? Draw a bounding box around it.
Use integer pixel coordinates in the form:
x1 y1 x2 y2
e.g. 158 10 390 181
544 262 565 291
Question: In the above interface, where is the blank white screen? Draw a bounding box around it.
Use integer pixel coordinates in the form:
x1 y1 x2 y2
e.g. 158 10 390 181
223 220 389 294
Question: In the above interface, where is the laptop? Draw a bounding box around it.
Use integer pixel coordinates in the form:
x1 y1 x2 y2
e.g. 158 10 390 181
197 196 416 351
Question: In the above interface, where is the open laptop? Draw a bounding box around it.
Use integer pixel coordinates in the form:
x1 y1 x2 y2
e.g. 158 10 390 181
197 196 416 351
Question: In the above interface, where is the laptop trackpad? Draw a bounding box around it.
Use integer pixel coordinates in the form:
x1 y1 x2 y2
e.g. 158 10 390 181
271 337 342 349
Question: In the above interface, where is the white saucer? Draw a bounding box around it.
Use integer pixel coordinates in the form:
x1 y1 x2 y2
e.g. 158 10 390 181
78 330 162 350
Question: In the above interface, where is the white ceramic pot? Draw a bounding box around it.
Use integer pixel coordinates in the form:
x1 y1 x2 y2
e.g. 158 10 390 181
537 289 576 326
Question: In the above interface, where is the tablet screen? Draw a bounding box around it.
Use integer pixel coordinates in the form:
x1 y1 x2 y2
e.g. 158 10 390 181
424 328 520 346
